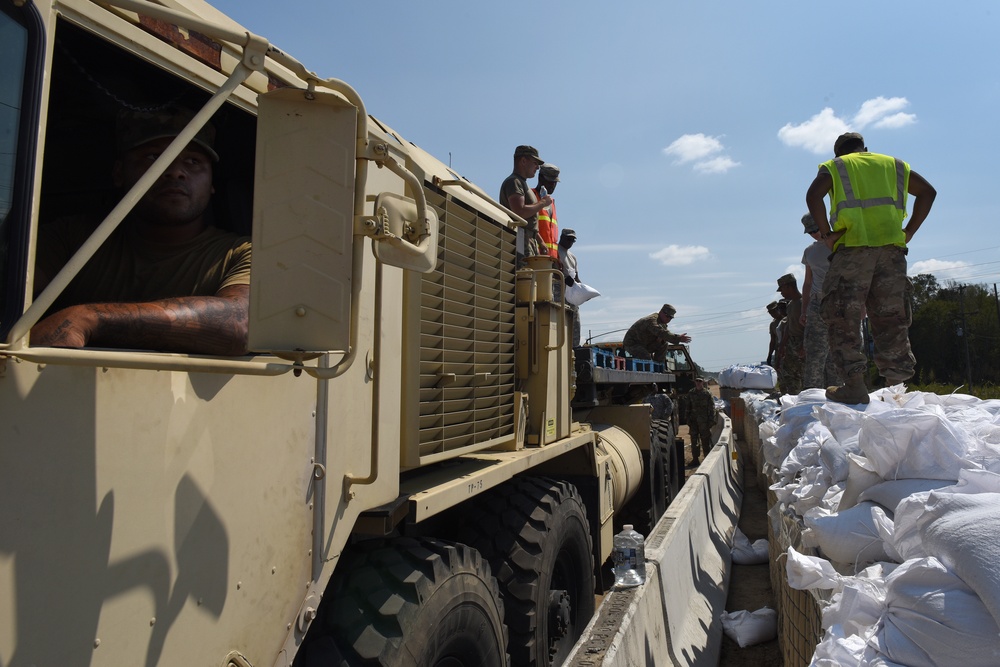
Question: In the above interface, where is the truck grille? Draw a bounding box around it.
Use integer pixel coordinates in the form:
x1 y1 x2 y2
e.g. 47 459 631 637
415 184 517 460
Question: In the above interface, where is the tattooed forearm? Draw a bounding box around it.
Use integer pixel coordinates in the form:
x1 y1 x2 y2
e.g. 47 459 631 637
32 285 249 356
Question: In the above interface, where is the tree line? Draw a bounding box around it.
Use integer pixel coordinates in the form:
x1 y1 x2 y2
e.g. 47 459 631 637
908 274 1000 386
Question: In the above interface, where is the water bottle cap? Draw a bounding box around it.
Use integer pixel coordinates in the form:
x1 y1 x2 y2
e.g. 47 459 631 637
623 524 633 531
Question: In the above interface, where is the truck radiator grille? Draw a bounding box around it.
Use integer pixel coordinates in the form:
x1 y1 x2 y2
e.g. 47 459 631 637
416 185 517 459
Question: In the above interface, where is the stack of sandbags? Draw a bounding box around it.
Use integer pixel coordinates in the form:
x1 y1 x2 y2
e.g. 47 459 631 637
762 388 1000 666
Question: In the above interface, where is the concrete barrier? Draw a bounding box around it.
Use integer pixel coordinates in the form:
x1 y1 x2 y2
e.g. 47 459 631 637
566 415 742 666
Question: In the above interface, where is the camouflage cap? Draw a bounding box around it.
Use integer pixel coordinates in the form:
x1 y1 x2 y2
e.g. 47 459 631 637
539 163 560 182
776 273 797 290
514 145 544 164
801 213 819 234
659 303 676 317
766 300 781 312
561 228 576 239
116 106 219 162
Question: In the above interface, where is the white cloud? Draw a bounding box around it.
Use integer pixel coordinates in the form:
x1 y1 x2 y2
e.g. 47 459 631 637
663 133 723 163
778 97 917 155
694 156 741 174
852 97 910 127
873 112 917 129
777 108 850 154
649 244 711 266
663 133 739 174
909 259 973 279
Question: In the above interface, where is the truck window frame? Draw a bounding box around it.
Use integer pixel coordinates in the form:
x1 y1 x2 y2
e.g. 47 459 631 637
27 17 257 357
0 1 44 341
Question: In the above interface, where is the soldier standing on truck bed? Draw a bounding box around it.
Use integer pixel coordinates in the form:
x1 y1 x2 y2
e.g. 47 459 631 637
31 107 251 356
624 303 692 363
775 274 804 394
499 145 551 265
765 299 783 367
686 377 716 467
558 228 583 348
799 213 842 389
806 131 937 404
533 163 561 261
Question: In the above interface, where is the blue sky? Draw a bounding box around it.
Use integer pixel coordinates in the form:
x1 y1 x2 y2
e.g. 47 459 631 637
211 0 1000 371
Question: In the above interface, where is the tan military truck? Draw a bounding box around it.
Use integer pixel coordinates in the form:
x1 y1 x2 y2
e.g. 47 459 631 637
0 1 686 664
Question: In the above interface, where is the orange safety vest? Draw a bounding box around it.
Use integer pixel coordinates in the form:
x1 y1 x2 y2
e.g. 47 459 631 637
533 188 559 260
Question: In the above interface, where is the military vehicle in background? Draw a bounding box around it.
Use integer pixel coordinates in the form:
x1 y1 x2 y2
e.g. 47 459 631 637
0 1 698 664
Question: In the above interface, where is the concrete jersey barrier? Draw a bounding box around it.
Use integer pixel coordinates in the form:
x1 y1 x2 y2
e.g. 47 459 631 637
567 415 741 666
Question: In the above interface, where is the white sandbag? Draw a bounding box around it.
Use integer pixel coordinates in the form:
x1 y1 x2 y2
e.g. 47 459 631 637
718 363 777 389
564 281 600 306
785 547 843 591
823 580 886 636
731 527 769 565
858 478 953 514
814 400 892 444
767 402 824 468
789 466 834 516
859 405 971 480
916 490 1000 628
871 506 902 563
819 435 856 484
779 434 823 481
864 557 1000 667
810 625 867 667
803 501 890 566
838 453 883 511
720 608 778 648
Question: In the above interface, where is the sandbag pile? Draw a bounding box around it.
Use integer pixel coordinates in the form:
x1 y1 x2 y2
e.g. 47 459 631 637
760 386 1000 666
719 364 778 390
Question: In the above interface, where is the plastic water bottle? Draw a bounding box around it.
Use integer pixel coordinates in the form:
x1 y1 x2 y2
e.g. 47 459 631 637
539 185 548 199
612 524 646 588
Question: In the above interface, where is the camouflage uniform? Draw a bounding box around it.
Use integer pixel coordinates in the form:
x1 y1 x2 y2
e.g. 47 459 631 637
802 299 842 388
686 386 716 460
624 313 685 363
821 246 914 382
648 392 674 421
779 297 805 394
801 241 842 389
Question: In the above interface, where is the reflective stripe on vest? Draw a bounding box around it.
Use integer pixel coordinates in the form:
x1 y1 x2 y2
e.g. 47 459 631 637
830 156 906 225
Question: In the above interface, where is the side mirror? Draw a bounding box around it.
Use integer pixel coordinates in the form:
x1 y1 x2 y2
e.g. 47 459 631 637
369 192 439 274
248 88 356 354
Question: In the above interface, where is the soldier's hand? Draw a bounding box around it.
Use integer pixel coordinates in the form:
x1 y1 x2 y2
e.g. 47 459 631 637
31 305 95 348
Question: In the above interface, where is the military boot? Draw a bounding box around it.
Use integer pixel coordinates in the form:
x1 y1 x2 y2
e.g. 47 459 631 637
825 374 870 405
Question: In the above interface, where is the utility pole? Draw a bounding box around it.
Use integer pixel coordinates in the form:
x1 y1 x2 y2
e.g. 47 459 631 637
994 284 1000 329
958 285 973 389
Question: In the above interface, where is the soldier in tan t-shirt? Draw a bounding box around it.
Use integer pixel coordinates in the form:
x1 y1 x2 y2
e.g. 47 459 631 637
32 107 250 356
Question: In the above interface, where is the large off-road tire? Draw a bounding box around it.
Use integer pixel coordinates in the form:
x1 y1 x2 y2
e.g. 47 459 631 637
304 537 508 667
454 478 595 667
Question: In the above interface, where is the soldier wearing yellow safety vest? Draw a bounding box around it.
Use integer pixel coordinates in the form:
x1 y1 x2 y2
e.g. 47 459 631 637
805 132 937 405
533 163 561 261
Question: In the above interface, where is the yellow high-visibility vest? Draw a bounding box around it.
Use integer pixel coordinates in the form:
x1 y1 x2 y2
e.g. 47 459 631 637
821 152 910 249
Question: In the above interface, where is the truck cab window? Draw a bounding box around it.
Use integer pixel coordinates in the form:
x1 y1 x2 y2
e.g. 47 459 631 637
0 14 26 223
31 19 256 355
